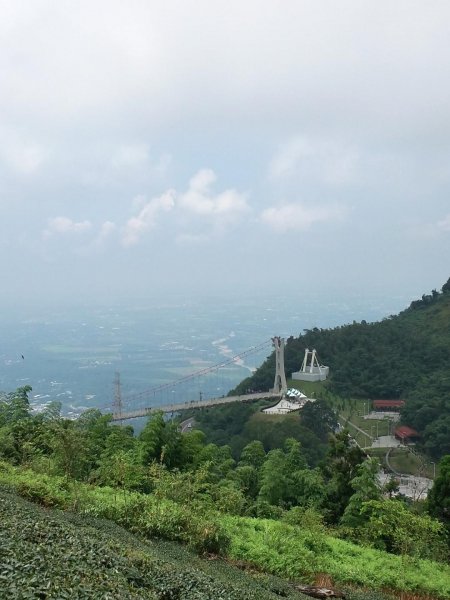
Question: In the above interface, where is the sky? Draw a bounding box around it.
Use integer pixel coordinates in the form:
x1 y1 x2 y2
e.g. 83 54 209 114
1 0 450 308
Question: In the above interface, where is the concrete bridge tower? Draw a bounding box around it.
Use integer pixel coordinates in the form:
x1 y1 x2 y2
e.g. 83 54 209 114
272 336 288 395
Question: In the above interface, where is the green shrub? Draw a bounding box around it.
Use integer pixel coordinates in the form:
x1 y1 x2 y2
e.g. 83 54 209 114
282 506 326 533
188 518 231 555
251 499 285 519
136 500 231 555
13 473 70 508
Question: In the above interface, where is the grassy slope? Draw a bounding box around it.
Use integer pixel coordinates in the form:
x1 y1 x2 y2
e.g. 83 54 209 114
1 465 449 599
0 486 310 600
222 516 450 598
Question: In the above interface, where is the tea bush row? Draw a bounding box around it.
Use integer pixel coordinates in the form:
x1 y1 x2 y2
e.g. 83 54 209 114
1 464 449 598
0 487 313 599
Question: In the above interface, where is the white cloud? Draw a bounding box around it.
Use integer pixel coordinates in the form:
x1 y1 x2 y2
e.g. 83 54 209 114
269 136 359 185
44 217 92 237
268 138 311 180
120 169 248 247
96 220 117 243
437 214 450 232
111 144 150 168
0 132 48 175
411 213 450 240
260 203 345 233
74 220 118 256
121 190 175 246
176 232 210 245
179 169 249 218
110 145 171 176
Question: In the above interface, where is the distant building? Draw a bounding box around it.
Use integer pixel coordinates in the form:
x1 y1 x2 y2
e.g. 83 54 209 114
394 425 419 443
373 399 405 411
291 348 329 382
263 396 315 415
285 387 307 399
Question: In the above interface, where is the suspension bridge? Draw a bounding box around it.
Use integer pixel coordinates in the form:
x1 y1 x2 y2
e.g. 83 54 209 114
109 337 288 421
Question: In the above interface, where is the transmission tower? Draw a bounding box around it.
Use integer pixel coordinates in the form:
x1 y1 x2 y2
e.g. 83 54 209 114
113 371 123 423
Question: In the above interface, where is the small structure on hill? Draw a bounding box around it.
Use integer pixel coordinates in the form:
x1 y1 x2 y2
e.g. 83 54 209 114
286 387 307 400
292 348 329 382
394 425 419 444
373 399 405 411
263 390 315 415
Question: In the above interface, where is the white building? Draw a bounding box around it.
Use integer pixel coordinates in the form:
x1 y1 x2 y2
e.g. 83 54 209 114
263 390 316 415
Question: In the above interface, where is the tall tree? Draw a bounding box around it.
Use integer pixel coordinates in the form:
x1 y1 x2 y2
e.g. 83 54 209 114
301 399 337 442
427 454 450 530
0 385 32 425
239 440 266 469
341 458 382 527
321 431 365 523
258 449 289 506
139 411 185 467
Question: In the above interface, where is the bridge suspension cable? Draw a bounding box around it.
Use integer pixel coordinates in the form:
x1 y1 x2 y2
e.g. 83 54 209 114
119 338 272 409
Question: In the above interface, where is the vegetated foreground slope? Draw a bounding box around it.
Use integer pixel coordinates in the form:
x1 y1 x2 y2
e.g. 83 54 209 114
233 279 450 458
0 486 311 600
1 467 449 600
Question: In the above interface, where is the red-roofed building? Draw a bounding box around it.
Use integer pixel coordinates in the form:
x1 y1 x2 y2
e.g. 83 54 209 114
394 425 419 442
373 399 405 411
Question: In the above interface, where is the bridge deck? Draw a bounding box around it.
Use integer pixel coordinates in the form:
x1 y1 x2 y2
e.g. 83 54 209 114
111 391 282 421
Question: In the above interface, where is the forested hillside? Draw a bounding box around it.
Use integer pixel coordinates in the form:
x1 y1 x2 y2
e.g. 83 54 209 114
233 278 450 459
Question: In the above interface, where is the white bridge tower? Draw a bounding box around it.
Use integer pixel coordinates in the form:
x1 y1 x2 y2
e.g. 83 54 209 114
272 336 288 395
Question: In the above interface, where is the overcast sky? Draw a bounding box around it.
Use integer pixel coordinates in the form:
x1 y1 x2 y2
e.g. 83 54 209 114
1 1 449 308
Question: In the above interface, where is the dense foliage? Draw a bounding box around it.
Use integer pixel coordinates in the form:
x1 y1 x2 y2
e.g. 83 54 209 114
233 278 450 459
0 382 449 598
1 468 449 599
183 399 330 466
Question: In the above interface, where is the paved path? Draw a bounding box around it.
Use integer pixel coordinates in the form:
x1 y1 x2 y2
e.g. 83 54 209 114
379 471 433 500
179 417 195 433
339 415 373 440
371 435 400 449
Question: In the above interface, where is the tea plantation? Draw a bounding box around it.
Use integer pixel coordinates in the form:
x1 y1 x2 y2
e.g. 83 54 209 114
0 486 316 600
1 485 408 600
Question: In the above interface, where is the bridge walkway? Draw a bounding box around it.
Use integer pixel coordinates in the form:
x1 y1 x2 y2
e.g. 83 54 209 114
111 391 281 421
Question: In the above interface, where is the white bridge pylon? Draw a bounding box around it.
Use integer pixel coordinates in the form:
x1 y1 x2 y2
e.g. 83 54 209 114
272 336 288 395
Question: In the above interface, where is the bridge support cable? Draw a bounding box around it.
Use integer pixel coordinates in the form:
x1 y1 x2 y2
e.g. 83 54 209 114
118 339 273 410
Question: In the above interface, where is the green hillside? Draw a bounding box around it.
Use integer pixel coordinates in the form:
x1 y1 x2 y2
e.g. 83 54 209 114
0 486 312 600
233 278 450 459
1 469 449 599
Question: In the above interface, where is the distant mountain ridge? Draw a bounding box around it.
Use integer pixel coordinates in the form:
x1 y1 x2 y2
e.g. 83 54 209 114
233 278 450 459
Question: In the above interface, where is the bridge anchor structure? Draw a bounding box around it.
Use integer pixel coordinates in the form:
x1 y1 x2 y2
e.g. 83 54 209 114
291 348 329 382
